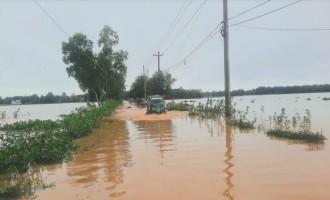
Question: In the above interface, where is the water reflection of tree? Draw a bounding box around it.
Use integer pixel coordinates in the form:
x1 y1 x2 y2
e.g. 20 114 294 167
268 136 325 151
223 117 234 200
66 120 131 197
135 120 175 158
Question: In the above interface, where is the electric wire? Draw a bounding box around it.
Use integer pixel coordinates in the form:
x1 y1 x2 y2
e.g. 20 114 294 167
33 0 97 67
33 0 70 38
166 22 222 73
163 0 207 53
228 0 272 21
236 24 330 31
229 0 302 27
155 0 191 51
144 0 192 70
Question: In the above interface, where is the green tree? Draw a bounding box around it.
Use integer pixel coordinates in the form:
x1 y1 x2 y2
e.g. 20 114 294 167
129 75 147 99
62 33 101 102
97 25 128 100
147 71 176 98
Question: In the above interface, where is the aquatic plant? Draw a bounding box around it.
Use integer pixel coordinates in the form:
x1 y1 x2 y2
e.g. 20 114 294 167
166 101 190 112
266 109 326 143
0 167 54 199
230 106 255 129
0 100 120 199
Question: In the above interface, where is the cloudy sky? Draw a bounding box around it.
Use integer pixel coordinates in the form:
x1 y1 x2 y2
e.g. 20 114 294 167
1 0 329 97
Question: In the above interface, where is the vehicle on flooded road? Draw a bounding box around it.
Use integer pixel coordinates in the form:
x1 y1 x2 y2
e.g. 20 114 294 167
146 95 166 114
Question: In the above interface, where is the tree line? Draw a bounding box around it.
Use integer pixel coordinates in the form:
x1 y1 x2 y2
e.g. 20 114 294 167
0 92 86 105
204 84 330 97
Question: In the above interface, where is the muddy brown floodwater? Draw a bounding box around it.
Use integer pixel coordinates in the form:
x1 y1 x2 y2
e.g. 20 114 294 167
31 101 330 199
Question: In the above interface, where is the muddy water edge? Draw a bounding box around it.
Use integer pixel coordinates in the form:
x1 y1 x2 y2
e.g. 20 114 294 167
2 94 330 200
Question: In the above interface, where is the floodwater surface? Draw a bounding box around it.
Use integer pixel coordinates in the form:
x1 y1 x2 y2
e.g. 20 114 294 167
2 94 330 199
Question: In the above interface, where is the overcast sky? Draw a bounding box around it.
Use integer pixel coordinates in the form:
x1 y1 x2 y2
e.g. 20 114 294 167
1 0 329 97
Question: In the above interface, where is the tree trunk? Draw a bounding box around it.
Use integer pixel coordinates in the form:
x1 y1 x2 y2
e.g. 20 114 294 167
91 88 100 106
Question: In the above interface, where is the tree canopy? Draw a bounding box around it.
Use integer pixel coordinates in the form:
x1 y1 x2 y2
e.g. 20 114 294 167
62 25 128 102
128 70 176 99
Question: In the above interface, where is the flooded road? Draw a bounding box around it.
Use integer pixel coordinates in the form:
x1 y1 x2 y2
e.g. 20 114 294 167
32 97 330 200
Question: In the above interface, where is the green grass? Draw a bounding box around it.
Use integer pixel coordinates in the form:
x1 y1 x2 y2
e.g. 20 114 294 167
266 129 326 144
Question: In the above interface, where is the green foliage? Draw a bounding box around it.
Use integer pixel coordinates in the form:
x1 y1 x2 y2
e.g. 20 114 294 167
0 100 120 199
0 93 86 105
169 87 203 99
0 167 55 199
267 109 326 143
166 101 190 111
266 130 326 143
204 84 330 97
62 25 128 102
128 75 147 99
146 71 176 98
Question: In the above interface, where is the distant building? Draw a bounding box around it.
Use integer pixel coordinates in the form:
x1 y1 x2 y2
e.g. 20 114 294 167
11 100 22 105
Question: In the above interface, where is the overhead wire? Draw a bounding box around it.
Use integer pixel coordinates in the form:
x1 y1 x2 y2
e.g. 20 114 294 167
33 0 70 38
155 0 191 51
144 0 192 71
163 0 207 53
32 0 97 67
227 0 272 21
166 22 222 73
229 0 303 27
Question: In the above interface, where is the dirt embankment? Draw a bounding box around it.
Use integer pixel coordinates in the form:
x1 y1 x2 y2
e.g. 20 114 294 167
113 102 188 121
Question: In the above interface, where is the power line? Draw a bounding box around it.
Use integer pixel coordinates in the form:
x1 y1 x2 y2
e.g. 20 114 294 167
163 0 207 53
33 0 97 66
229 0 302 27
228 0 272 21
236 24 330 31
166 22 222 73
155 0 191 51
144 0 192 70
33 0 69 38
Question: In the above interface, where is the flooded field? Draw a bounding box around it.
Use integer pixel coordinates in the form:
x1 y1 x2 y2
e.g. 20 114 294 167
1 93 330 199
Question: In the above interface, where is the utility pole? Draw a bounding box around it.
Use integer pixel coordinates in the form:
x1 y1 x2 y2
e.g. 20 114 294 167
153 51 163 72
222 0 231 117
143 65 147 100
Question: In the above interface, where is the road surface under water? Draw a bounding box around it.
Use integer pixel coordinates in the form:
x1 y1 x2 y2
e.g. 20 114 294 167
1 94 329 199
33 96 330 200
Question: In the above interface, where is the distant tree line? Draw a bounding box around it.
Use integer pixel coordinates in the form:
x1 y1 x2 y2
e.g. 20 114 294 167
168 87 203 99
204 84 330 97
0 92 86 105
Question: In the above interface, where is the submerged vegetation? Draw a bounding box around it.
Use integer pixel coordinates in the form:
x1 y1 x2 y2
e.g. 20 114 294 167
167 99 255 129
266 108 326 143
0 100 120 199
167 99 326 142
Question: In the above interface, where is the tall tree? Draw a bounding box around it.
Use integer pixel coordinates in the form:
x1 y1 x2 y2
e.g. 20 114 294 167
97 25 128 100
62 33 101 102
62 25 128 102
129 75 147 98
147 71 176 98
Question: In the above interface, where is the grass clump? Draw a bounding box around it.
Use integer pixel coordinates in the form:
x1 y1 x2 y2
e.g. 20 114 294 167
166 101 190 111
230 105 255 129
266 108 326 143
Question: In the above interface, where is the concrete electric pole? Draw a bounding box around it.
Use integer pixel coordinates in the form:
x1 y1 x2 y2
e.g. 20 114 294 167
222 0 231 117
153 51 163 72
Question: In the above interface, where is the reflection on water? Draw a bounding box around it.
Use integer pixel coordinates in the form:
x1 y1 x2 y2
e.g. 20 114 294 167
135 120 175 158
267 135 325 151
223 117 234 200
31 120 132 199
70 120 131 197
1 93 329 199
